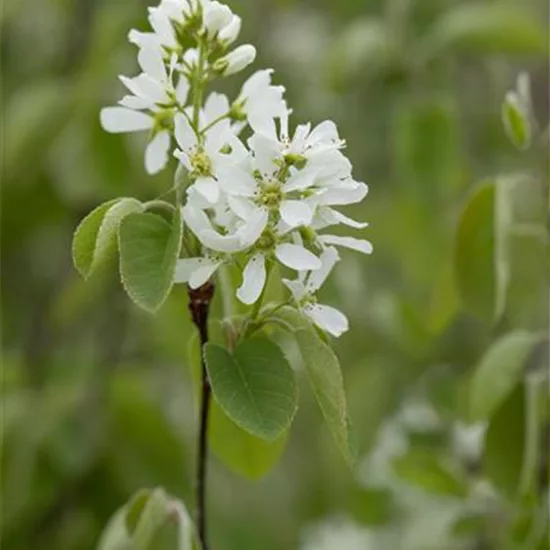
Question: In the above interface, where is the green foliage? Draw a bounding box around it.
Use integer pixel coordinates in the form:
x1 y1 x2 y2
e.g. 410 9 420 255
118 209 182 312
273 307 355 464
392 450 468 498
188 333 289 479
469 331 539 421
72 198 143 279
484 385 526 499
454 182 497 323
205 337 298 441
426 2 548 56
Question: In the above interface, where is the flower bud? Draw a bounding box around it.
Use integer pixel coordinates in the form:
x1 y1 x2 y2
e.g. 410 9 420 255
203 1 233 38
218 14 241 44
214 44 256 76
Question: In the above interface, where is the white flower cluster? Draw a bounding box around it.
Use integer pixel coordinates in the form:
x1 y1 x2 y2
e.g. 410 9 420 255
100 0 372 337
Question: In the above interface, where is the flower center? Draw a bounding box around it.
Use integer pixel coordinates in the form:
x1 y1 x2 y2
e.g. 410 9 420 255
190 149 212 177
154 109 175 131
256 180 283 209
255 227 277 253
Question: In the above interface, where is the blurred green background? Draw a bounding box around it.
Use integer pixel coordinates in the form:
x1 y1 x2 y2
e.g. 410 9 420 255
2 0 549 549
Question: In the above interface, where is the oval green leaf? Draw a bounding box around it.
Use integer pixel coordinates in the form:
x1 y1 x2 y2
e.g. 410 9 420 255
204 336 298 441
118 209 182 312
272 307 356 465
73 198 143 279
454 182 496 323
470 331 538 421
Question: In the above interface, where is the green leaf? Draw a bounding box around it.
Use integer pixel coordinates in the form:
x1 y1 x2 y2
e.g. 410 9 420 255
272 307 355 464
119 209 182 312
426 3 548 56
72 198 142 279
502 92 531 150
392 450 468 498
187 334 288 479
204 336 298 441
209 403 288 480
453 182 496 323
484 384 526 499
470 331 538 421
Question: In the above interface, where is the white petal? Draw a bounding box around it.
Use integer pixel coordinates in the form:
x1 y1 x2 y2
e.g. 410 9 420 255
100 107 153 133
306 120 340 148
305 304 349 337
227 196 256 219
133 74 167 103
238 207 268 247
313 207 368 229
275 244 321 271
138 46 167 82
175 113 197 151
237 254 266 304
217 165 257 197
321 182 369 206
119 95 152 110
200 230 244 253
174 258 203 283
307 247 340 292
319 235 373 254
279 200 313 228
119 75 145 98
248 132 280 176
192 176 220 204
189 262 222 289
175 76 190 105
240 69 273 100
145 131 170 174
203 92 230 124
282 278 306 301
283 169 317 192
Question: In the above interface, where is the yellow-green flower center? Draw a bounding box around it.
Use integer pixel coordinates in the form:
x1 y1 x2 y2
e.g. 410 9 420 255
190 150 212 177
256 181 283 209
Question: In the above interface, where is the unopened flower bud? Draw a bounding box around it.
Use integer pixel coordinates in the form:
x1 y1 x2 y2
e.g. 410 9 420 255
203 1 233 38
218 14 241 44
214 44 256 76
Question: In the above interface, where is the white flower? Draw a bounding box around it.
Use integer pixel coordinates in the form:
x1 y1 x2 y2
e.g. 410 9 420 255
173 111 234 203
218 160 318 231
237 239 322 305
175 254 225 289
100 47 189 174
217 44 256 76
235 69 287 134
283 247 349 337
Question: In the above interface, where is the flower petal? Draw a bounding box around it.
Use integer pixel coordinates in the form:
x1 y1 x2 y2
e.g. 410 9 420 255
175 113 197 152
100 107 153 133
305 304 349 337
227 196 256 219
192 176 220 204
217 165 257 197
279 200 313 228
319 235 373 254
275 243 321 271
175 76 190 105
138 46 167 82
248 132 280 176
283 169 317 192
282 278 306 301
237 254 266 304
238 207 268 247
321 181 369 206
145 131 170 174
189 262 222 289
307 247 340 292
174 258 203 283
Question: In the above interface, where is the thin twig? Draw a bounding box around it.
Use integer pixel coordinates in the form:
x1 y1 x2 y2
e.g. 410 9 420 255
188 281 215 550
